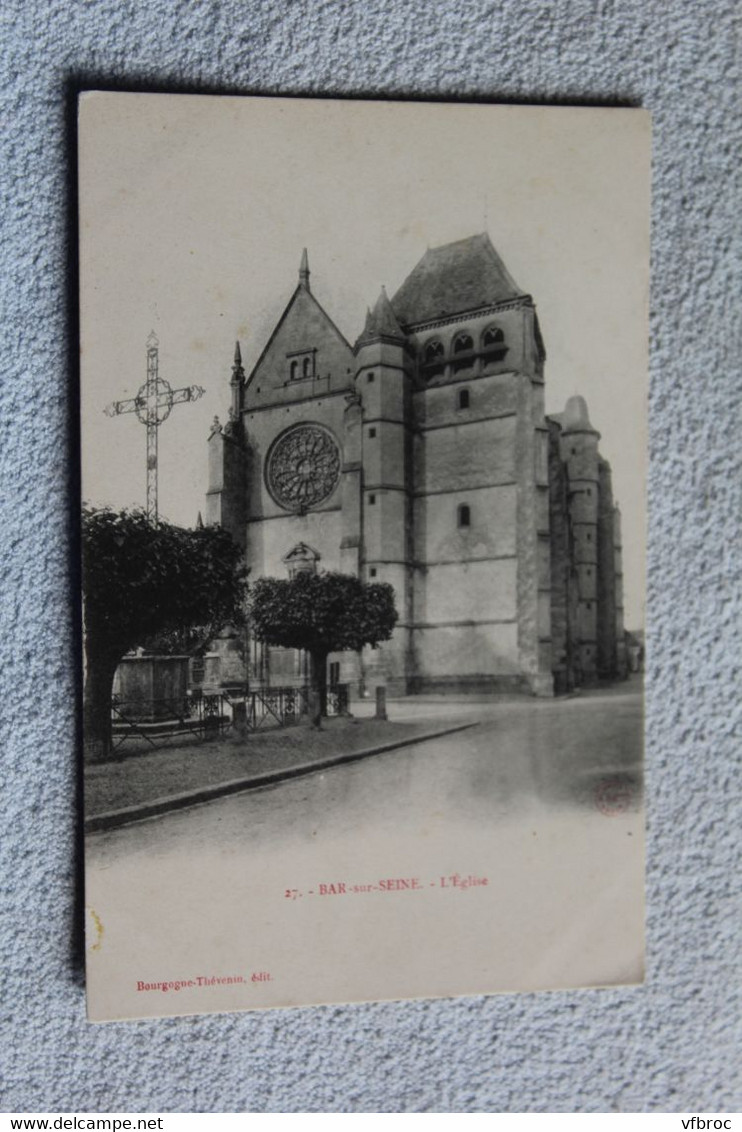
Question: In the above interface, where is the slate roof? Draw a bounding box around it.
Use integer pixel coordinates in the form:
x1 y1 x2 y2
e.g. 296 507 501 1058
391 233 524 328
357 286 405 344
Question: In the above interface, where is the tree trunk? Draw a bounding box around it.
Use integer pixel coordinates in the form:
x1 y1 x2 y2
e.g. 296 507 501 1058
309 648 329 728
83 643 119 762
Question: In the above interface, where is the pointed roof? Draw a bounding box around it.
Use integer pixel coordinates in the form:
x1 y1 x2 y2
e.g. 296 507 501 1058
299 247 310 290
391 233 524 327
357 286 404 344
231 339 245 384
561 395 600 436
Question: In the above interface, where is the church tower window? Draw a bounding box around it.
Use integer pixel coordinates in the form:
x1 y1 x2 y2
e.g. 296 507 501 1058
290 360 298 381
452 332 474 374
303 356 311 378
458 388 470 409
421 339 445 380
482 325 508 368
458 503 471 528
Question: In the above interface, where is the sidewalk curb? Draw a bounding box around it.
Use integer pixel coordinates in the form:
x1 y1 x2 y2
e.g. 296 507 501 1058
85 721 479 834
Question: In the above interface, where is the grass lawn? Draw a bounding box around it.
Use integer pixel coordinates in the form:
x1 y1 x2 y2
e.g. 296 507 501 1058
85 716 445 817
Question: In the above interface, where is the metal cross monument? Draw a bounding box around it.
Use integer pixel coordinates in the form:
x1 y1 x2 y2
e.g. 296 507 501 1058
104 332 205 522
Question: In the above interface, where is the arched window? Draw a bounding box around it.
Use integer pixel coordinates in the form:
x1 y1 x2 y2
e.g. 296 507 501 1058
290 360 298 381
452 331 474 374
302 356 311 379
457 503 471 528
453 332 474 354
421 338 445 380
482 325 508 368
458 388 470 410
483 326 504 347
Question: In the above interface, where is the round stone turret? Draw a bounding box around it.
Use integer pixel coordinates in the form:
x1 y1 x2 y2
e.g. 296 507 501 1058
560 395 601 681
561 395 600 436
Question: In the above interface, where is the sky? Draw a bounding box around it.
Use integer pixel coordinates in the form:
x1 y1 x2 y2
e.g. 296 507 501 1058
79 94 650 628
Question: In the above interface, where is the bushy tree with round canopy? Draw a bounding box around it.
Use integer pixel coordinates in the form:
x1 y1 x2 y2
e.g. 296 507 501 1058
249 572 398 725
82 506 247 760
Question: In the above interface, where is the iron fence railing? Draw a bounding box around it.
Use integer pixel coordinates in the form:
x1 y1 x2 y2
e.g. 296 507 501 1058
110 684 350 751
110 691 231 751
245 684 349 729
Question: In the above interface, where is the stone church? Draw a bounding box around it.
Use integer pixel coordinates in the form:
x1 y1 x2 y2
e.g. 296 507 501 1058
206 234 627 696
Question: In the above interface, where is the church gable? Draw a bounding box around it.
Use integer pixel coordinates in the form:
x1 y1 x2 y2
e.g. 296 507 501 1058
245 280 355 408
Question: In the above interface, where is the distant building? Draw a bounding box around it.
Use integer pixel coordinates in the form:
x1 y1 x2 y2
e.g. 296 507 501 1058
206 234 627 695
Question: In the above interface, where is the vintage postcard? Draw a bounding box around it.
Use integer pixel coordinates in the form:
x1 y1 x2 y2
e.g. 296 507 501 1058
79 93 649 1021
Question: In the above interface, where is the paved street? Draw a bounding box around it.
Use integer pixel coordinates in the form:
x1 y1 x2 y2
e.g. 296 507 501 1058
86 682 644 1020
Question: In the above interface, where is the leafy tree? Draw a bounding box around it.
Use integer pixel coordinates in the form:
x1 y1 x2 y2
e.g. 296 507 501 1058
82 506 247 760
249 571 398 725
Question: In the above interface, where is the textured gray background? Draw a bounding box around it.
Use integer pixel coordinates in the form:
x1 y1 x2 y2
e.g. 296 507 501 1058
1 0 740 1114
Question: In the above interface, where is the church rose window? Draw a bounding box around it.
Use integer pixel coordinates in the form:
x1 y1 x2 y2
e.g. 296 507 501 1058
265 423 341 513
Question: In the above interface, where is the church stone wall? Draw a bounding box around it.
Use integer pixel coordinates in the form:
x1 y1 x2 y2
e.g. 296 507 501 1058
205 429 247 549
421 558 517 623
414 371 518 428
206 239 625 700
410 623 520 689
243 393 347 520
415 416 516 492
414 485 517 562
245 286 354 407
364 421 407 491
597 458 618 679
245 509 343 579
